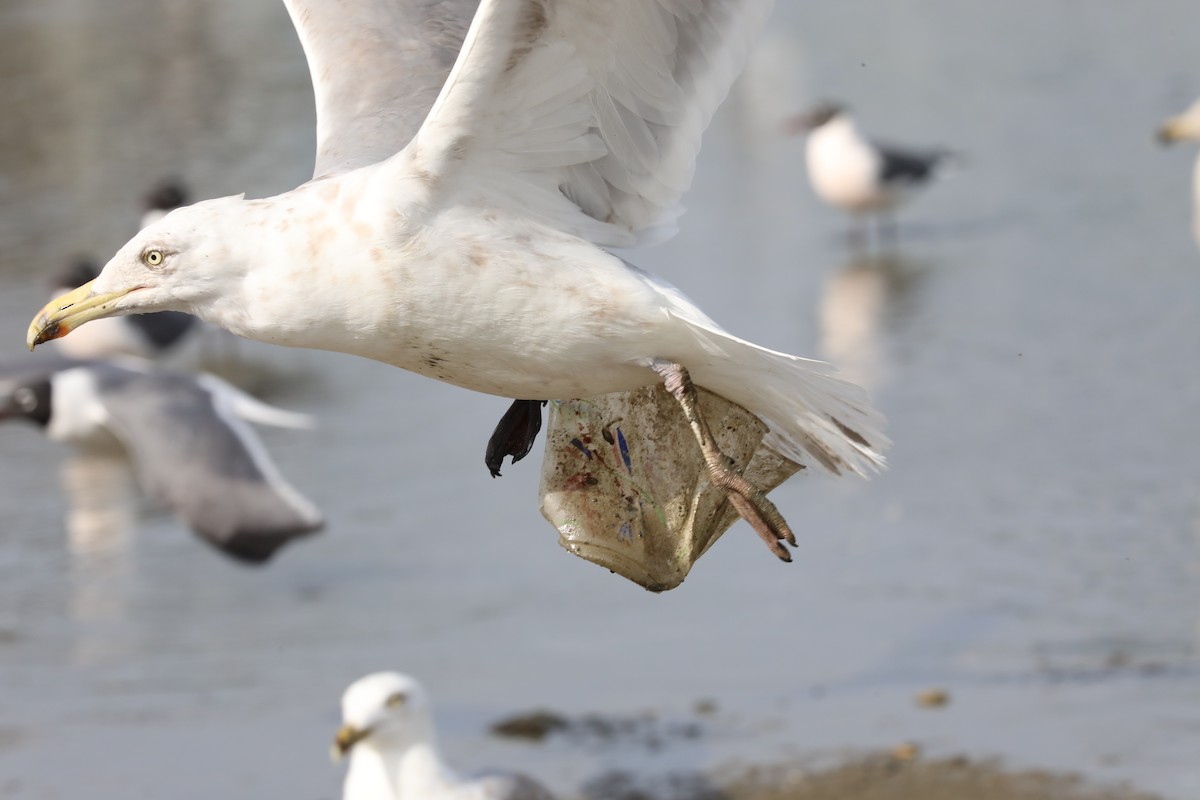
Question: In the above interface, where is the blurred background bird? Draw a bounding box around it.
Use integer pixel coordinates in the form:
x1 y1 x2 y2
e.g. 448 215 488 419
1157 98 1200 246
0 357 323 563
786 102 953 247
334 671 555 800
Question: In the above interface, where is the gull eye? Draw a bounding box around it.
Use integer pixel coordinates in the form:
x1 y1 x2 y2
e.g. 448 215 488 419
385 691 407 708
143 249 165 267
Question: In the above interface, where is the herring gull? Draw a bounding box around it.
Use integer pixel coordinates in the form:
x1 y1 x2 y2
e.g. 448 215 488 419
28 0 886 560
333 671 556 800
0 358 323 562
787 102 951 244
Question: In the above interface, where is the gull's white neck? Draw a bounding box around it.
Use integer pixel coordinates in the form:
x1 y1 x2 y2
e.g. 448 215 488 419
345 739 458 800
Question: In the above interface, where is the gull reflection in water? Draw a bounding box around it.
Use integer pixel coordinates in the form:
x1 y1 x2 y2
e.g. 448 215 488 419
60 449 139 663
818 253 924 395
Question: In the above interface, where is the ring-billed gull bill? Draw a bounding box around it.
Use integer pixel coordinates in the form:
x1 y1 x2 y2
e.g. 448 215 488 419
787 102 951 241
0 358 322 562
28 0 888 560
334 672 556 800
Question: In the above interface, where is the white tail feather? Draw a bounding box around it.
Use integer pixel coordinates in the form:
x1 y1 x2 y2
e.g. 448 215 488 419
682 325 888 477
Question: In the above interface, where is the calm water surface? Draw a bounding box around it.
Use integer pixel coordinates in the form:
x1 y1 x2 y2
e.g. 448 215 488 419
1 2 1200 798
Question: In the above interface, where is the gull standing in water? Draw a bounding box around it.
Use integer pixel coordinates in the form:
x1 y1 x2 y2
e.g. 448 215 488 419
333 672 555 800
788 102 950 245
29 0 887 560
1158 98 1200 246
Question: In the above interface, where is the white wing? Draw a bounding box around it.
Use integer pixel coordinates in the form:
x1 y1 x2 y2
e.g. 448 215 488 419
397 0 774 246
282 0 479 179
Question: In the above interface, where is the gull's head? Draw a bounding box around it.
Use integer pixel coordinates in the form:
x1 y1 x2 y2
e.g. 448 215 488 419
785 101 848 135
332 672 434 761
1158 99 1200 146
0 374 52 428
28 195 246 350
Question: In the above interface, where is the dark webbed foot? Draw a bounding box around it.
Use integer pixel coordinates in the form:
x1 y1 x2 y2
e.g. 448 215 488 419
485 399 546 477
650 360 797 561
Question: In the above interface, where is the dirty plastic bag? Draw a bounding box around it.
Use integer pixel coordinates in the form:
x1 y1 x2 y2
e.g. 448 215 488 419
539 384 803 592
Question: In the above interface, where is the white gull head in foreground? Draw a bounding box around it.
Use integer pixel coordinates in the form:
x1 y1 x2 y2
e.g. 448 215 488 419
333 671 555 800
29 0 887 560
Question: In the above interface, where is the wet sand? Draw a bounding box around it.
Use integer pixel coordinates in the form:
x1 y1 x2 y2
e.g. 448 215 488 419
721 757 1160 800
587 756 1160 800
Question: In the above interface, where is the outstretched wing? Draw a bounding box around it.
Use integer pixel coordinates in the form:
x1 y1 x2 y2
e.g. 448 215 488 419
282 0 479 179
396 0 774 246
90 366 324 563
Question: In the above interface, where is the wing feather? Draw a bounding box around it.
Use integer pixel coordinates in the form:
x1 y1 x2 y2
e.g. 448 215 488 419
399 0 775 246
282 0 479 179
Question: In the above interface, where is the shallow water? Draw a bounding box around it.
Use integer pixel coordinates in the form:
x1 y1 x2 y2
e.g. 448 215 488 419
2 1 1200 798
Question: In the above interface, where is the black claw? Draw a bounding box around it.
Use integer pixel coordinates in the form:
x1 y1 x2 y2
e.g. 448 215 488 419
485 399 546 477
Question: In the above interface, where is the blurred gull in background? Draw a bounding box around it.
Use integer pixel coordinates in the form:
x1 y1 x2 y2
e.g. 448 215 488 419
1157 98 1200 246
139 178 191 229
0 357 323 563
28 0 888 563
787 102 952 246
334 672 555 800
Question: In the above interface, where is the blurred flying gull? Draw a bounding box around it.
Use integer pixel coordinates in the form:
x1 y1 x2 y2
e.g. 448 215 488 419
0 358 323 562
788 102 951 244
334 672 555 800
29 0 887 561
1157 98 1200 245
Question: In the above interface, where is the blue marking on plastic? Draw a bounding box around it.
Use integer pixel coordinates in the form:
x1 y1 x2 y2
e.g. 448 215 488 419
616 427 632 474
569 438 593 459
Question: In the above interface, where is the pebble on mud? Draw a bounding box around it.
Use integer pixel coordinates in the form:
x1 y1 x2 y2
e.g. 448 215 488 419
916 688 950 708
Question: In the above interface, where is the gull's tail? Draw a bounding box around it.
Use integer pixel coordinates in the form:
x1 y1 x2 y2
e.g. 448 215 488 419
682 324 888 476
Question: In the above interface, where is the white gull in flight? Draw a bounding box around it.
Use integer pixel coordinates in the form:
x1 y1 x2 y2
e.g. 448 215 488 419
29 0 886 559
333 671 555 800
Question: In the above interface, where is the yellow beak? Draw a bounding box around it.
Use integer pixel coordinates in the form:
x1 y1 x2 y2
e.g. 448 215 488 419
331 724 371 761
1156 116 1200 145
26 280 139 351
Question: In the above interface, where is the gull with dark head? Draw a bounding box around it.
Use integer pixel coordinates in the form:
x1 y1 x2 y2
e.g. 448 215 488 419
788 102 951 245
333 671 555 800
0 358 323 563
28 0 887 560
